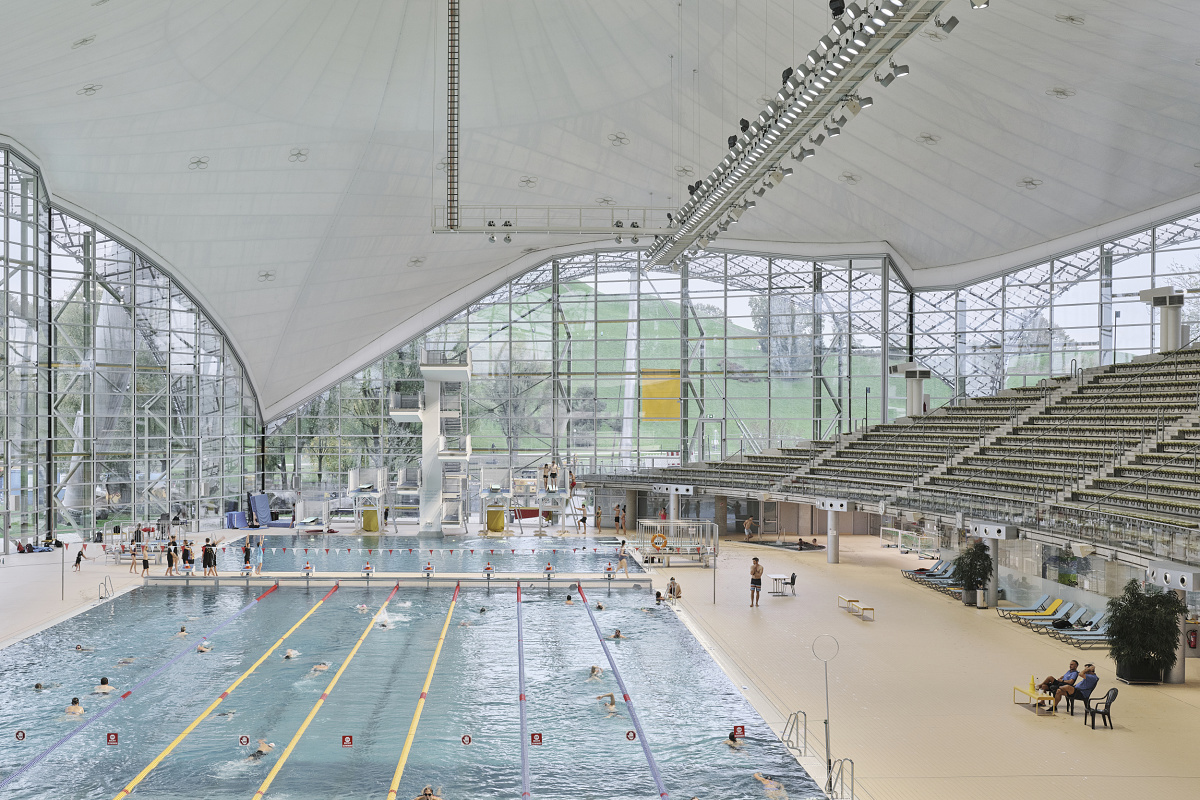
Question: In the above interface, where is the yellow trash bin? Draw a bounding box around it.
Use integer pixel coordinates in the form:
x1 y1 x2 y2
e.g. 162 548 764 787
486 508 506 532
362 509 379 532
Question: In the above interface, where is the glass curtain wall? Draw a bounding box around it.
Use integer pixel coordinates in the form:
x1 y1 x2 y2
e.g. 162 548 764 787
1 146 259 546
264 208 1200 496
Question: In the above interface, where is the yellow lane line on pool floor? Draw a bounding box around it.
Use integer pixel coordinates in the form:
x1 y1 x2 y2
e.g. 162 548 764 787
113 584 342 800
251 584 401 800
386 582 461 800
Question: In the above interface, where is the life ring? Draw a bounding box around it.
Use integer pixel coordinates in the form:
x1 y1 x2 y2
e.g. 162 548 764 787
651 533 668 551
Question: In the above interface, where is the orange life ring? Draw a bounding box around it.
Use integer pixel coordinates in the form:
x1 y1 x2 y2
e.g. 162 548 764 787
651 533 668 551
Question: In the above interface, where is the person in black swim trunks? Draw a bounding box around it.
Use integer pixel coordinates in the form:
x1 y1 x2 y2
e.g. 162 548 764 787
750 557 763 607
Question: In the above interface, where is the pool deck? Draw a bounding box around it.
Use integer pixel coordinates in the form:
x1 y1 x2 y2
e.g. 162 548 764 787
655 534 1200 800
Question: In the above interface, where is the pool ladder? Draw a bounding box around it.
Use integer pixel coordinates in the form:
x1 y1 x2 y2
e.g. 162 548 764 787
781 709 807 756
98 576 115 601
828 758 855 800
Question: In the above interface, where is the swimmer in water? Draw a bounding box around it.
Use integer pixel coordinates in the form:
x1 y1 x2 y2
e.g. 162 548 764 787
753 772 789 799
479 607 486 614
458 619 472 627
216 710 236 717
310 662 331 673
74 644 93 652
595 602 605 611
246 739 275 761
94 677 115 694
66 697 84 715
116 657 136 667
196 642 212 653
35 683 44 690
596 693 619 717
587 665 603 681
176 626 187 637
283 649 300 659
564 595 574 605
378 615 392 629
725 730 743 749
611 629 627 639
355 604 370 613
413 787 442 800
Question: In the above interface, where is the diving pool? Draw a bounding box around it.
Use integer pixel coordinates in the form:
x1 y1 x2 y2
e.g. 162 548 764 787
184 534 645 574
0 585 819 799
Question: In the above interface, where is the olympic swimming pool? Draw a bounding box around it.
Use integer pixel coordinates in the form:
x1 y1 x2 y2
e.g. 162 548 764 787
0 584 820 799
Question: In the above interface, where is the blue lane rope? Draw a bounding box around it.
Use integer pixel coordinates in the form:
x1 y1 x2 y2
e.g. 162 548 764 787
516 583 532 798
575 584 669 799
0 583 279 790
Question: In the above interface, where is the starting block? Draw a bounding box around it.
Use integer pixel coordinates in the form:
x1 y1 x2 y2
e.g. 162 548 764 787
423 562 436 578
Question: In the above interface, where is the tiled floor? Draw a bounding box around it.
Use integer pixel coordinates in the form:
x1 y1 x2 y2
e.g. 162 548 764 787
664 534 1200 800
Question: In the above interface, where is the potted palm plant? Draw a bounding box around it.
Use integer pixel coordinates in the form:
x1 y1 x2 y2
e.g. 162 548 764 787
1106 579 1187 684
951 540 993 607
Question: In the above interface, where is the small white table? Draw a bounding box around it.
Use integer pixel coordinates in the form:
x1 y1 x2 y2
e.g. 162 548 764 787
767 574 792 595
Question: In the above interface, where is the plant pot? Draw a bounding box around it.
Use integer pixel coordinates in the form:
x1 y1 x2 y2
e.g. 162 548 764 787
1116 660 1164 685
961 588 977 607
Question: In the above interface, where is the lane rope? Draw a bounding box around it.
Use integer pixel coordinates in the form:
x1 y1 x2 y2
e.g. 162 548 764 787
112 584 341 799
0 584 280 792
385 583 461 800
575 584 669 799
516 583 532 798
251 584 401 800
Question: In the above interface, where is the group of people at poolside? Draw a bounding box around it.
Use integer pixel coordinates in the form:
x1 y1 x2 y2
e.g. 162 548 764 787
1037 659 1102 711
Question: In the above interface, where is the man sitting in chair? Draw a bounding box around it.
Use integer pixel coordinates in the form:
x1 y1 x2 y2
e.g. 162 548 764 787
1037 660 1078 695
1053 663 1098 711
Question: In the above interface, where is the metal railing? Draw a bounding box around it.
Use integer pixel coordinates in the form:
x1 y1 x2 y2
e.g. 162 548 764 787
829 758 855 800
941 342 1200 491
781 710 807 757
634 520 719 564
98 575 114 600
421 348 469 366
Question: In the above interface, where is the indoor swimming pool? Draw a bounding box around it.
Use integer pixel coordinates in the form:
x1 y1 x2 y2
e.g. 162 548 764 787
183 534 646 574
0 584 819 799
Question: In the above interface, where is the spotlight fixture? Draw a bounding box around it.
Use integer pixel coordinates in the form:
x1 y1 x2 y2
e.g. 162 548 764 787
934 14 959 34
890 60 910 78
876 71 895 88
811 132 826 147
781 66 794 84
792 147 815 161
739 118 750 132
825 122 841 137
630 221 640 244
845 2 863 17
614 235 622 244
727 135 738 149
828 1 845 18
488 234 496 244
503 234 512 243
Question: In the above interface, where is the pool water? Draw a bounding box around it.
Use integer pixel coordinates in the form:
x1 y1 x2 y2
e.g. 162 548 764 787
189 534 644 574
0 586 819 799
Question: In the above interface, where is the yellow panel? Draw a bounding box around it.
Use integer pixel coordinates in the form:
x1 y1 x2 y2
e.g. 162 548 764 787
641 371 681 419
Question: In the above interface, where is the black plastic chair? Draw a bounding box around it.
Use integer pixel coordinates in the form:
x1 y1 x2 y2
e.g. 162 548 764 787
788 572 797 595
1084 688 1118 729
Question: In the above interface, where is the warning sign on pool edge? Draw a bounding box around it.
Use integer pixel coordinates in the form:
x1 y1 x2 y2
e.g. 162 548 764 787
461 735 472 745
107 733 118 746
733 725 745 737
239 735 250 746
14 730 25 742
626 730 637 741
342 735 353 748
530 733 543 745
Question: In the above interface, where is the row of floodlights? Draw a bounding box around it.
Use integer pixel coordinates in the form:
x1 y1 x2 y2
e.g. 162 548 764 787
665 0 979 256
485 219 643 244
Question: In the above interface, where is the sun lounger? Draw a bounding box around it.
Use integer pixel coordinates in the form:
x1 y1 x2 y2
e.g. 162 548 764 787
995 594 1051 619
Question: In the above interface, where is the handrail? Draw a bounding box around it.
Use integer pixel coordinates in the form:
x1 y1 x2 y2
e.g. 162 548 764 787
1083 437 1200 512
829 758 855 800
781 710 807 756
942 341 1200 490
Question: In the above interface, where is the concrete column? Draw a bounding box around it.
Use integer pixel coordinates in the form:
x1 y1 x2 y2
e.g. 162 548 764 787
1162 304 1183 352
826 508 839 564
986 538 999 608
669 494 679 522
714 495 727 534
419 379 443 535
1166 588 1187 684
906 377 925 417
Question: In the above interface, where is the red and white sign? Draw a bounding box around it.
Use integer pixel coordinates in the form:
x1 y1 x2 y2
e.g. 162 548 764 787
107 733 118 746
342 735 353 748
626 730 637 741
15 730 25 741
239 735 250 746
461 734 472 745
733 725 745 738
530 733 543 745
